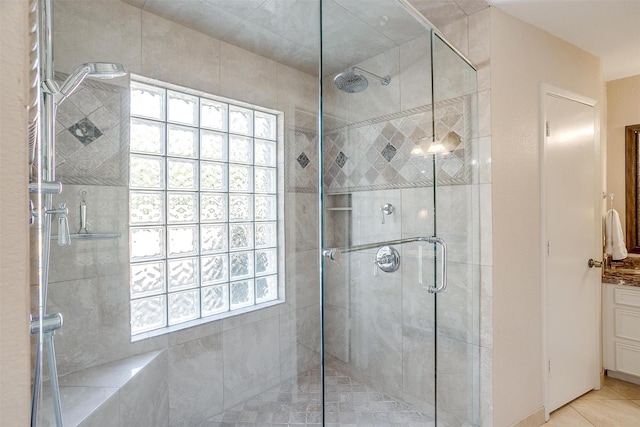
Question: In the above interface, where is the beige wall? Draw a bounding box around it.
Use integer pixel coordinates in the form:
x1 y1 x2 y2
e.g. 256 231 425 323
490 7 606 427
0 0 30 424
606 74 640 235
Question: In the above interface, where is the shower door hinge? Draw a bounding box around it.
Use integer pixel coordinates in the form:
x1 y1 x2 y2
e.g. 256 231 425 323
547 240 551 256
545 121 551 137
548 359 552 374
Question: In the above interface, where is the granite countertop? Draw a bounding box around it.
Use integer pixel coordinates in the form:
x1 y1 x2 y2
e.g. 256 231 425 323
602 258 640 287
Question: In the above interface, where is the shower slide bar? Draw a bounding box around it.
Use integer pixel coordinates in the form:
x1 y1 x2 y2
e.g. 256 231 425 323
323 236 448 293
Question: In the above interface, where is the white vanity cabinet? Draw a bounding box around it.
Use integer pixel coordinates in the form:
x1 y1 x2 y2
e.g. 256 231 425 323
603 283 640 379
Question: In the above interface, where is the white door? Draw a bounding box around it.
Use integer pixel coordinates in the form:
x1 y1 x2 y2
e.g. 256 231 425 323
543 87 600 416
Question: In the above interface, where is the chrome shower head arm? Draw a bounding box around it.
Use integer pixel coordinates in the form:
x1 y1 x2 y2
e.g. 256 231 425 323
352 67 391 86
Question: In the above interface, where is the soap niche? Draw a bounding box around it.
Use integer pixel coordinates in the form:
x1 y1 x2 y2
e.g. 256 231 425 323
325 194 352 249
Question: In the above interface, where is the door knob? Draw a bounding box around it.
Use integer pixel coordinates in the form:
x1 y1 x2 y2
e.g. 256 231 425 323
588 259 602 268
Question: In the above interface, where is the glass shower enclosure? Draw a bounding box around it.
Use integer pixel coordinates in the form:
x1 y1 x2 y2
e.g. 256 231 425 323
29 1 480 425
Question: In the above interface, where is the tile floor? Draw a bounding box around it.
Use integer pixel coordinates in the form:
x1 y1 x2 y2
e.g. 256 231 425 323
204 368 435 426
544 375 640 427
207 372 640 427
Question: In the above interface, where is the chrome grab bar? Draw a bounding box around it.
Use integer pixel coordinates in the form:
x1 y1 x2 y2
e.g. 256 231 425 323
323 235 448 293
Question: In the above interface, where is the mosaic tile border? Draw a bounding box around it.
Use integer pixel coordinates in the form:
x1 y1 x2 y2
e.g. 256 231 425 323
321 94 476 195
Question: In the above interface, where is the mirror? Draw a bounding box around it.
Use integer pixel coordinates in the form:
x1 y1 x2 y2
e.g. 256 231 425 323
625 123 640 253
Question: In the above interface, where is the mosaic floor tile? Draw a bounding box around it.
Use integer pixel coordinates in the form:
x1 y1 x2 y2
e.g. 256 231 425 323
205 369 434 426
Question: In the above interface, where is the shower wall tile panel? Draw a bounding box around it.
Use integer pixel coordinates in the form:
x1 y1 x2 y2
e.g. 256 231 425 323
119 350 170 427
53 0 143 76
284 249 320 310
323 303 349 363
402 325 435 404
349 251 402 324
351 311 403 392
400 35 433 112
351 189 401 246
141 11 221 97
222 315 281 409
168 334 224 425
284 126 319 193
54 74 129 186
436 335 477 425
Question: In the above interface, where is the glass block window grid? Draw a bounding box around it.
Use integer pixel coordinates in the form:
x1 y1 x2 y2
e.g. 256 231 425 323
129 79 279 336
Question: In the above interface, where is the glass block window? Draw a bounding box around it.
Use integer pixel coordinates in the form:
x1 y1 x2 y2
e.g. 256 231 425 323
129 79 280 336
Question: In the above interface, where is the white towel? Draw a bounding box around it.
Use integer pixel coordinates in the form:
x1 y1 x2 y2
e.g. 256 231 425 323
604 209 627 260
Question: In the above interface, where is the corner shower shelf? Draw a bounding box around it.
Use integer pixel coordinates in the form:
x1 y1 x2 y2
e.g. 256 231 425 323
50 233 121 240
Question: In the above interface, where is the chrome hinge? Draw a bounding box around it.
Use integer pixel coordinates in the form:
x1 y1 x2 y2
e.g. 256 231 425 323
545 121 550 137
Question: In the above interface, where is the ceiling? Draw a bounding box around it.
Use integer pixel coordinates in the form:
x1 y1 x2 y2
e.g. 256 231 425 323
488 0 640 81
123 0 639 81
122 0 435 75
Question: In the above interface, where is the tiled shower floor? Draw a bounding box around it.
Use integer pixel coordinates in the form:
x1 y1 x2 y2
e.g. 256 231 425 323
203 368 434 427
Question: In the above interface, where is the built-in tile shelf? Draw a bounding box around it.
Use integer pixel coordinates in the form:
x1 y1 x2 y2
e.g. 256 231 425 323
50 233 121 240
325 207 353 211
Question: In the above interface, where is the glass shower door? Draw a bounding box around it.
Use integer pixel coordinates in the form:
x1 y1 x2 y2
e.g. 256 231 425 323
320 2 480 426
320 1 439 424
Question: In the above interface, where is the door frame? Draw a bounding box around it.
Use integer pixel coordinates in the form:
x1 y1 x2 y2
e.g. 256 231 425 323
540 83 602 420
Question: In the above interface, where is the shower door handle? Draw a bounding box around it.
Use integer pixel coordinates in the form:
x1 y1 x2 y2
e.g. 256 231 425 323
426 236 448 294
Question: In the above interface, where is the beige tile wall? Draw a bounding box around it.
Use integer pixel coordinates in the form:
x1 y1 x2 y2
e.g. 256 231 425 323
44 2 321 425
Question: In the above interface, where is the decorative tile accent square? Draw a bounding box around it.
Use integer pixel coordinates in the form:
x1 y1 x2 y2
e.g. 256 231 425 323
381 143 397 162
335 151 348 168
68 118 103 145
441 155 464 178
285 126 319 193
297 152 310 169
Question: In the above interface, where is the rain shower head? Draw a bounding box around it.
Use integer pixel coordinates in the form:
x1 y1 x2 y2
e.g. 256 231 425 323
333 67 390 93
54 62 126 106
334 70 369 93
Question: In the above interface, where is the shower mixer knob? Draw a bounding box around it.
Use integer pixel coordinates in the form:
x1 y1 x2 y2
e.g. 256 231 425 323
381 203 395 224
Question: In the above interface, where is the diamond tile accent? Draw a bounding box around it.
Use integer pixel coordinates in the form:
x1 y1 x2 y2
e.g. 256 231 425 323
296 152 310 169
381 122 397 140
68 117 103 145
381 143 397 162
335 151 348 168
441 155 463 178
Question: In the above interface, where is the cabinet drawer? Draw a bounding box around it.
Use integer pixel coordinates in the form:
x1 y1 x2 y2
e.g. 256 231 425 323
614 309 640 342
615 343 640 377
614 288 640 308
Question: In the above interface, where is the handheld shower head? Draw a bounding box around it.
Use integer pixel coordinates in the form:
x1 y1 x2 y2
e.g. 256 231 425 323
333 67 391 93
55 62 126 106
